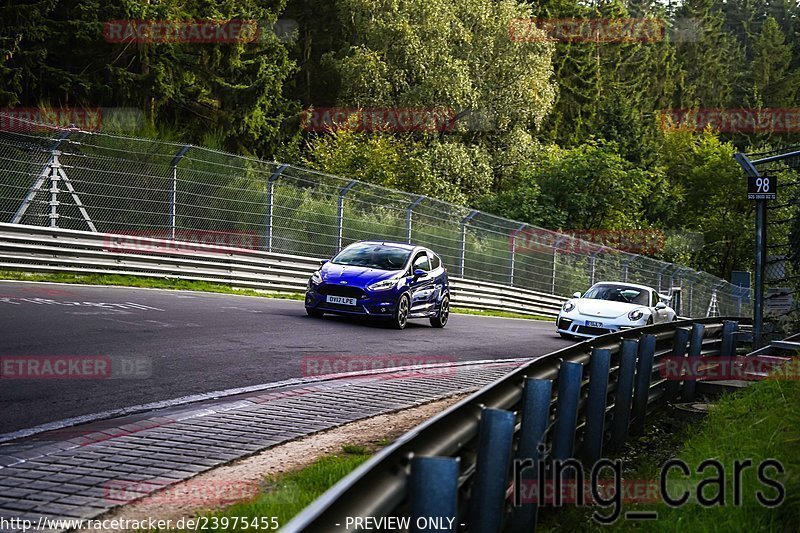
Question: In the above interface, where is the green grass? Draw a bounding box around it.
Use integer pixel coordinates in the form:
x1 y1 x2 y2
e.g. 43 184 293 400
187 445 371 531
0 271 305 300
540 362 800 532
451 306 555 322
0 270 555 320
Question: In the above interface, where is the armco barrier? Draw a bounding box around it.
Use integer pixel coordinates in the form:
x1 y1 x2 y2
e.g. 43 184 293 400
0 223 564 316
282 318 763 532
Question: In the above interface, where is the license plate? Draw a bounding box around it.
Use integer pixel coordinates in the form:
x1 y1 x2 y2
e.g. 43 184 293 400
326 295 357 306
586 321 603 328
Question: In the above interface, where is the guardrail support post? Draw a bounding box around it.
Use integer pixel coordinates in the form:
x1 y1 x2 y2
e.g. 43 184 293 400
552 361 583 461
583 348 611 465
337 181 357 252
406 195 425 244
169 145 191 240
510 378 552 531
631 334 656 437
410 456 459 533
468 408 516 533
720 320 738 358
610 339 638 451
265 164 288 252
683 323 705 401
510 223 526 286
459 211 478 278
665 328 690 400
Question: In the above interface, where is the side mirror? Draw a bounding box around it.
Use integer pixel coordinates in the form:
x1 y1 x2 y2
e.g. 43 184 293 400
320 259 329 267
655 302 667 310
413 269 426 278
572 292 582 298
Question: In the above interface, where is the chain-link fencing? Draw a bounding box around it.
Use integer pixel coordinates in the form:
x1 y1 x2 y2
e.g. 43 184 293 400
0 115 749 317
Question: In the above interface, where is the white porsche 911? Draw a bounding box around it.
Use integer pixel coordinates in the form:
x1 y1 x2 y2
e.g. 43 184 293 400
556 282 677 339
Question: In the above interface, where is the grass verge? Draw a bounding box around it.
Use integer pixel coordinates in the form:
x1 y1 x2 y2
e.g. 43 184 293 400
0 271 304 300
450 306 555 321
186 445 371 531
539 362 800 531
1 270 555 320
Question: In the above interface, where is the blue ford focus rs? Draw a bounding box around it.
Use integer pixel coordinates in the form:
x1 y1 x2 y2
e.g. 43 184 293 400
305 241 450 329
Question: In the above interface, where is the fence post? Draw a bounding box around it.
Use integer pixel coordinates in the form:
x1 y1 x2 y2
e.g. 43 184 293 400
47 154 60 228
169 145 191 240
589 248 604 286
583 348 611 465
609 339 638 451
510 378 552 530
459 210 478 278
265 164 288 252
657 264 670 294
468 408 516 533
630 334 656 436
622 257 631 282
410 457 459 533
551 237 566 295
552 361 583 461
683 323 705 401
406 195 425 244
510 223 527 286
337 180 357 252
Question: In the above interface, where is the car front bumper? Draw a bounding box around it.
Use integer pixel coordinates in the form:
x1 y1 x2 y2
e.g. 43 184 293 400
557 314 645 338
305 285 399 317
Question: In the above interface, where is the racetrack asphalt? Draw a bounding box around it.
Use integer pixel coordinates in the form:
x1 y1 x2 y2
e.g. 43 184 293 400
0 281 574 433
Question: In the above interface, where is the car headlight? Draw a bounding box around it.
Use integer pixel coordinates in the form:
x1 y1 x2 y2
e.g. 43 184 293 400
562 301 575 313
628 308 645 321
310 271 322 285
367 278 398 291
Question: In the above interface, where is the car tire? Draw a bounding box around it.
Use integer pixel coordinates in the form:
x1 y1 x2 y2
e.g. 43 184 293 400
392 294 410 330
559 332 574 340
306 308 324 318
429 295 449 328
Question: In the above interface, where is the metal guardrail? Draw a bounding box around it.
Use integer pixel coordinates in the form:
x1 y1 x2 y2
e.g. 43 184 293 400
282 317 754 532
0 223 564 317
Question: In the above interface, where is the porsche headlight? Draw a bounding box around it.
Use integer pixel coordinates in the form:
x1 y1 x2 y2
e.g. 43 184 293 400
368 278 398 291
310 271 322 285
628 308 645 321
562 301 575 313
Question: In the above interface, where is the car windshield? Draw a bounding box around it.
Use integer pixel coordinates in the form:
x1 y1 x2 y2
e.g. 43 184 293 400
583 285 650 306
331 243 411 270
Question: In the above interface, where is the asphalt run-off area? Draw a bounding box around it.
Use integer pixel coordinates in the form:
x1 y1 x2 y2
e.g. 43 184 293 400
0 281 573 434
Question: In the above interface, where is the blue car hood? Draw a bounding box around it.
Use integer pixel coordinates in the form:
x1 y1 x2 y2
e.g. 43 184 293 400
321 263 400 287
